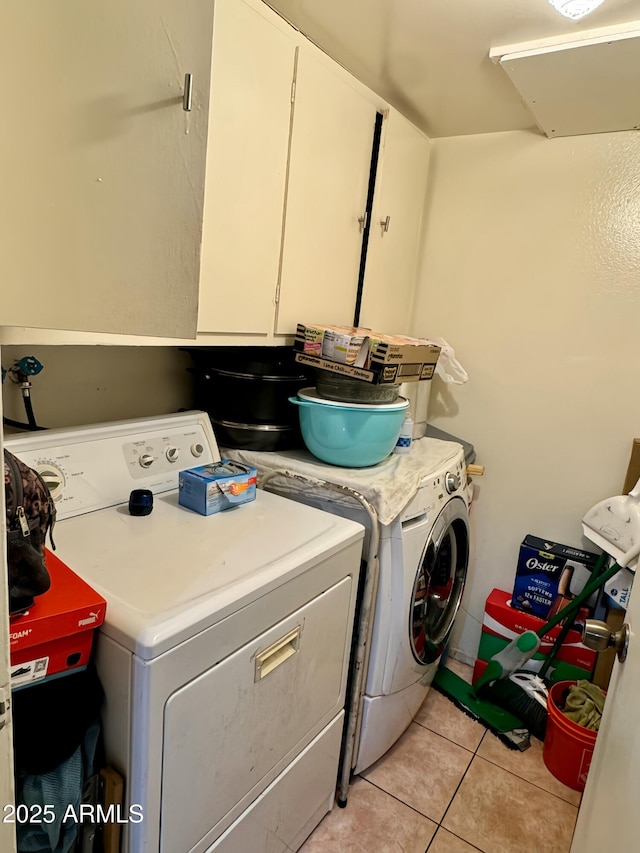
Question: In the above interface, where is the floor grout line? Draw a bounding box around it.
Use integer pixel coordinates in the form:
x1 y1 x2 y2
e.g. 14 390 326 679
429 826 486 853
412 717 485 755
437 753 473 830
356 775 441 826
471 752 581 809
417 723 577 852
417 707 581 808
334 668 578 853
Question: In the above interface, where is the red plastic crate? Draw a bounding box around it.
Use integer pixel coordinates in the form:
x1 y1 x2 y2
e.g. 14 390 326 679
481 588 595 670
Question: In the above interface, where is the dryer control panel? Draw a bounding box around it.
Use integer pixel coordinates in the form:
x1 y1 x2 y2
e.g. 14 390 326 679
5 411 219 520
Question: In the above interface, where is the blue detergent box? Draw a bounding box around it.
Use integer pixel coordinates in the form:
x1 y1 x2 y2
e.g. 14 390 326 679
178 460 257 516
511 534 600 619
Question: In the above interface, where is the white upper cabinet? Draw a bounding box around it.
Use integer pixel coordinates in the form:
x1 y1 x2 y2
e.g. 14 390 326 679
1 0 430 347
199 2 380 339
358 110 431 335
0 0 213 338
274 42 379 335
198 0 297 335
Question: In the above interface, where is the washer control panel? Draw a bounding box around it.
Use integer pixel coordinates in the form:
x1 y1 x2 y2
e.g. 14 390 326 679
444 471 461 494
399 449 467 523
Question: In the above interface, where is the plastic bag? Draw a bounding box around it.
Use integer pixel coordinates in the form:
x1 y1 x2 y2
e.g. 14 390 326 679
430 338 468 385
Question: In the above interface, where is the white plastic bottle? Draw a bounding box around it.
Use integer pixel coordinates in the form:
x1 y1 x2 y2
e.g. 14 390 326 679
394 412 413 455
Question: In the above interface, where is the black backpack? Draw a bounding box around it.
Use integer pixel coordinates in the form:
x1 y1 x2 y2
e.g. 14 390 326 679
4 449 56 614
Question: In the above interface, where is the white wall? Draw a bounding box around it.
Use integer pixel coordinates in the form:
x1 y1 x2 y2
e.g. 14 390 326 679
1 346 195 431
413 128 640 663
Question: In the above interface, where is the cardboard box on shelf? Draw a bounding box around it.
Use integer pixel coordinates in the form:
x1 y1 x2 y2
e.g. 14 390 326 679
321 327 369 367
511 534 600 620
294 352 437 385
9 550 106 690
368 337 440 369
474 588 597 686
295 324 368 364
294 323 441 383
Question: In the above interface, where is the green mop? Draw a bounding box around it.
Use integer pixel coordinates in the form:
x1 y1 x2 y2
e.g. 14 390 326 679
433 666 531 750
433 551 619 749
477 553 610 741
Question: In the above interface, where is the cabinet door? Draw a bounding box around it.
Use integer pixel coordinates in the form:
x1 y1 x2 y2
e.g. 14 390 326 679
0 1 213 338
275 45 378 336
198 0 297 335
359 110 431 335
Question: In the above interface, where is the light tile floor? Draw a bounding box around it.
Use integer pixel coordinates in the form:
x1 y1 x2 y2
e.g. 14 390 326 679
300 660 581 853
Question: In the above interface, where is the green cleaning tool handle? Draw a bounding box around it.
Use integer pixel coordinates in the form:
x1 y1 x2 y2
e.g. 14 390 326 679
539 553 608 679
473 630 541 693
540 557 622 635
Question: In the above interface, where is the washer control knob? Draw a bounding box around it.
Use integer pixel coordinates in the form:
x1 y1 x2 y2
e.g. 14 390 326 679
191 442 205 458
445 472 461 494
139 454 155 469
166 447 180 463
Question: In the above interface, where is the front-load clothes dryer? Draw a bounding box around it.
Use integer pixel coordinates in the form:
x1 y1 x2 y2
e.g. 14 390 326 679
6 413 364 853
225 438 471 777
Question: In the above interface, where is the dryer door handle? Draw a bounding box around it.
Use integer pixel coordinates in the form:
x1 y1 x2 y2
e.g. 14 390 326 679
254 627 301 682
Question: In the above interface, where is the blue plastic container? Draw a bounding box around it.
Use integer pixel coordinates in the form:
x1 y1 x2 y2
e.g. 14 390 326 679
289 388 409 468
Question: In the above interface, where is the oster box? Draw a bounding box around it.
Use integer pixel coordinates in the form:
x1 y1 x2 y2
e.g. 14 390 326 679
511 534 600 619
473 588 596 685
9 550 106 690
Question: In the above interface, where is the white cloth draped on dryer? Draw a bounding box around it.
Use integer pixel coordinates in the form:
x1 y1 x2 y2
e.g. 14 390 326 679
226 437 462 525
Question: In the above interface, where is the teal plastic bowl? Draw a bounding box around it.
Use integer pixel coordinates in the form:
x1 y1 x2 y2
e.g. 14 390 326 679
289 389 409 468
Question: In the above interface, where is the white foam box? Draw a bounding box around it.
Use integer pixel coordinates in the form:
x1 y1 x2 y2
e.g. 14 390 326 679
179 460 257 516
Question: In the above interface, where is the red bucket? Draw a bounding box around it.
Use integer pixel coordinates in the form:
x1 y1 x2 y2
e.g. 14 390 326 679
543 680 601 791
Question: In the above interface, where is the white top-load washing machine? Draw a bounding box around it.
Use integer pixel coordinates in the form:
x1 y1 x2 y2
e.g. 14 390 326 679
226 438 471 777
6 412 364 853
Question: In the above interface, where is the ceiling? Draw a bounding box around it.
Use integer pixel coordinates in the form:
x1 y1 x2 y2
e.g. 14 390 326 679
265 0 640 137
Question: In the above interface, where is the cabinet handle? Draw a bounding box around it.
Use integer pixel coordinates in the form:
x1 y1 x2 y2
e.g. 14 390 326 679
183 73 193 112
380 215 391 233
358 212 368 233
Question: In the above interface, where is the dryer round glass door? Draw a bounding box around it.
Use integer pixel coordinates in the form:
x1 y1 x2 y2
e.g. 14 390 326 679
410 497 469 665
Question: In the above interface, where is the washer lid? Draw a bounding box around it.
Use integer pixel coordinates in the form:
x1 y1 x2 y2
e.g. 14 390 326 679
297 387 408 410
52 489 363 660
